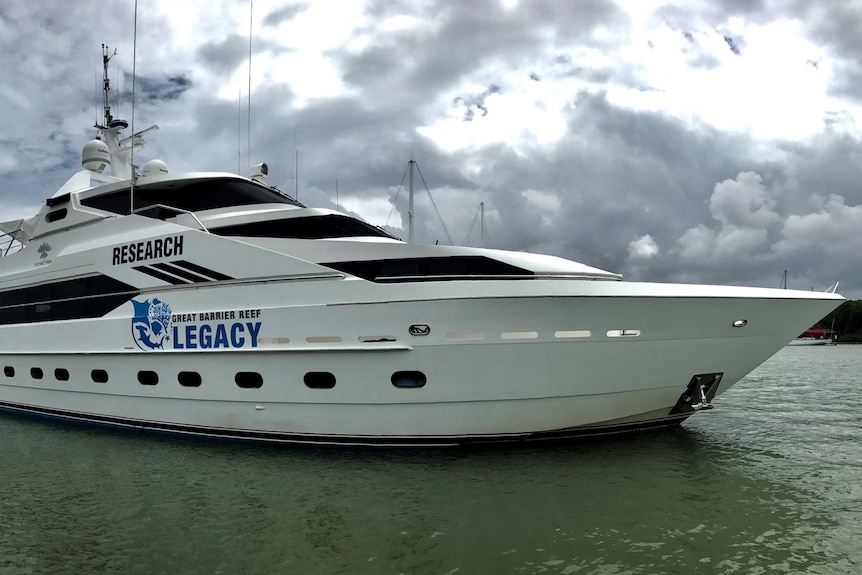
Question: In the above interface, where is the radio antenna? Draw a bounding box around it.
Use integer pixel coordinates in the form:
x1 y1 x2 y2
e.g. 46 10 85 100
130 0 139 213
237 89 242 174
247 1 253 175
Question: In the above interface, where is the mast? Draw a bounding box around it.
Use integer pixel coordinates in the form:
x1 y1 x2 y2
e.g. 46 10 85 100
101 44 115 127
480 201 486 247
94 44 131 181
408 159 415 243
91 44 158 185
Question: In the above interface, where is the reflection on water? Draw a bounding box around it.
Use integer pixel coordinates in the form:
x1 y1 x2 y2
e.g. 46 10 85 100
0 347 860 574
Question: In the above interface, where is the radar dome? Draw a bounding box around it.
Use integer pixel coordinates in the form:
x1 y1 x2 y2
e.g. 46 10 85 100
142 159 169 177
82 139 110 173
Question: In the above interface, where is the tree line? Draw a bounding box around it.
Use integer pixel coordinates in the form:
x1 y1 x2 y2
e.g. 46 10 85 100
815 300 862 342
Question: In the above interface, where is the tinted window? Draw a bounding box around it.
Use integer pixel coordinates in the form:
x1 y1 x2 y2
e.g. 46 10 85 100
31 367 43 380
55 368 70 381
91 369 109 383
0 275 137 326
3 366 13 377
324 256 532 282
212 215 394 240
81 179 302 215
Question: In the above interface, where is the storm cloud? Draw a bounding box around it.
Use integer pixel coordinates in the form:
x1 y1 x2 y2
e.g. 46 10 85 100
1 0 862 297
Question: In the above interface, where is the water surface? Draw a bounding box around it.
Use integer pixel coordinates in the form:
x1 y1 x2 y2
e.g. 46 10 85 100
1 346 860 574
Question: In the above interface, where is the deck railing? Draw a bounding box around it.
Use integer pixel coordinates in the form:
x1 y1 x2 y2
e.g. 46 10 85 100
132 203 210 233
0 230 25 257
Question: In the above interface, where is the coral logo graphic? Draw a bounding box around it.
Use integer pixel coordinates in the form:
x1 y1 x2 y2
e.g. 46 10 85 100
131 298 173 351
37 243 51 259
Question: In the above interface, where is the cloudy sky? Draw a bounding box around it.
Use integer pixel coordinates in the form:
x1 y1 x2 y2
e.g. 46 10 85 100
2 0 862 296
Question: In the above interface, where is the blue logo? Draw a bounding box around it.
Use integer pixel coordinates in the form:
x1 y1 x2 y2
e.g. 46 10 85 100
131 298 173 351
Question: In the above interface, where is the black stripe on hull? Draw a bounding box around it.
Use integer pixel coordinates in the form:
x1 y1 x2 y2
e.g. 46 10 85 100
133 261 234 285
151 262 212 283
132 265 187 285
171 260 233 282
0 400 691 448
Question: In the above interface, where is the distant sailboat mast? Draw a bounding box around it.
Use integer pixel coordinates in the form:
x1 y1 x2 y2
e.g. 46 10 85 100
408 159 415 244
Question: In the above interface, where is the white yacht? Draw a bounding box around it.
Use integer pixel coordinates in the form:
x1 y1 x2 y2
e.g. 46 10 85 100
0 50 844 446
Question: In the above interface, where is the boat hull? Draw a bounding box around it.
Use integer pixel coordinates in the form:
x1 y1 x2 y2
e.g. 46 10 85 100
787 338 832 346
0 283 842 446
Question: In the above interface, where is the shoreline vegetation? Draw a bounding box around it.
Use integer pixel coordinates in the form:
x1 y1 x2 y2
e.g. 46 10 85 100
811 300 862 343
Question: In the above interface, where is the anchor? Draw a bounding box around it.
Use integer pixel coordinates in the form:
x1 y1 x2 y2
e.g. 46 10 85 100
690 376 714 410
670 373 723 415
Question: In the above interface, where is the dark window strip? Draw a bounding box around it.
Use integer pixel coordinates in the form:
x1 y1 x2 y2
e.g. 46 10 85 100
171 260 233 281
211 214 394 240
0 275 137 308
79 179 303 216
322 256 533 283
132 265 188 285
152 262 212 283
0 294 134 326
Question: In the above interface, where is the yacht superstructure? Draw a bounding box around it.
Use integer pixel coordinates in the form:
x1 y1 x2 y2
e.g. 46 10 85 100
0 49 844 446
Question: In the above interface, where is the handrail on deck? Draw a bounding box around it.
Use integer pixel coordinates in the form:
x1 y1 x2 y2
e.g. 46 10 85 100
0 229 25 257
132 203 210 233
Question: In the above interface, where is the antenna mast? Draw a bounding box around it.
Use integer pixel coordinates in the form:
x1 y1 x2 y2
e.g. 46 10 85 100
247 1 253 174
101 44 116 127
408 159 415 243
130 0 139 213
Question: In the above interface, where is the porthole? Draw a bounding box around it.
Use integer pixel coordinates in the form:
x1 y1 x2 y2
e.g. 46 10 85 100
91 369 109 383
733 319 748 328
236 372 263 389
31 367 44 380
304 372 335 389
4 366 14 377
391 371 426 389
178 371 201 388
54 368 69 381
138 370 159 386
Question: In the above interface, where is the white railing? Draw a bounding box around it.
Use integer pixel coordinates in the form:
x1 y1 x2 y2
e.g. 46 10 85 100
0 230 25 257
132 203 210 233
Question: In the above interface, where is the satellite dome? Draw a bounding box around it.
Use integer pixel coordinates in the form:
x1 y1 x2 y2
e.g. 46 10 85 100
82 139 110 173
142 159 169 177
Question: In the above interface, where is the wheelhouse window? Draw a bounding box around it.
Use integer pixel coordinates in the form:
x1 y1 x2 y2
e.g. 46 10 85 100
211 215 394 240
80 179 303 215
